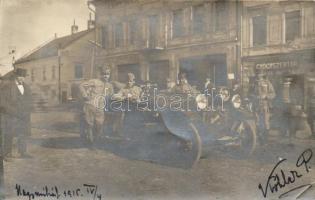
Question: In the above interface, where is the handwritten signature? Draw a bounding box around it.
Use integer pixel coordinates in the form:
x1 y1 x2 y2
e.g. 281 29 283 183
15 184 102 200
258 148 313 199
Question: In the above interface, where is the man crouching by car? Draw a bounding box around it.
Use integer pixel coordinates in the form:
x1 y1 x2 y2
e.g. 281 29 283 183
79 67 113 148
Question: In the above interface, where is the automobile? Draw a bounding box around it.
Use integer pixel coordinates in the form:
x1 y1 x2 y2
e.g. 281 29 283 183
80 84 257 169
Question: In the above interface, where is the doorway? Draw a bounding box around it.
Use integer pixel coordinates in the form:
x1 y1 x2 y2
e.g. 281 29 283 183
149 60 169 89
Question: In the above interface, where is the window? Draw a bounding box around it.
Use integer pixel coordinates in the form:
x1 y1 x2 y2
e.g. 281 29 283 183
215 1 228 32
129 20 138 45
31 69 35 82
252 15 267 46
148 15 159 47
193 5 205 34
101 26 108 48
43 67 46 81
115 23 124 48
172 9 185 38
75 64 83 79
52 66 56 80
285 10 301 42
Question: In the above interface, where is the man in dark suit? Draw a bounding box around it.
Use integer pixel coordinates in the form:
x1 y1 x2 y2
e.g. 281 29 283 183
1 68 32 158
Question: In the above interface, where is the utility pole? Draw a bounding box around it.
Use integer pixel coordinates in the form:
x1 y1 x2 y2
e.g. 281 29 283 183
0 77 4 199
0 0 5 194
0 111 4 199
58 46 61 103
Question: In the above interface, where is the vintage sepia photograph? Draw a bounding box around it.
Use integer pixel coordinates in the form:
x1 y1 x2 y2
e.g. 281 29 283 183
0 0 315 199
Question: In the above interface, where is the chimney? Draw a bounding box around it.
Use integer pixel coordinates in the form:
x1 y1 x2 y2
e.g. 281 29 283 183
54 33 58 38
71 19 79 34
87 13 95 30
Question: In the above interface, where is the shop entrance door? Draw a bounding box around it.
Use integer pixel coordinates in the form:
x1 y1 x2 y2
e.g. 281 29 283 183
61 91 67 103
289 74 304 106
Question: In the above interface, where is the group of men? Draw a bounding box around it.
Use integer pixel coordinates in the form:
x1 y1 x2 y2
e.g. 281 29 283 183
79 65 276 146
79 67 143 145
0 65 276 157
78 67 206 145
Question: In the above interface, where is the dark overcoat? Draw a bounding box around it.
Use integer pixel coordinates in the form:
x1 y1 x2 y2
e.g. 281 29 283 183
0 79 32 137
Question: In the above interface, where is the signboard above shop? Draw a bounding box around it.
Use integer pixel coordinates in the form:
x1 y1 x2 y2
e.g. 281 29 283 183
255 60 298 70
254 60 306 75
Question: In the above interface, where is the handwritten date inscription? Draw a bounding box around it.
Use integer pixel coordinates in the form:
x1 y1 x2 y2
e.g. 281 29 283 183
15 184 102 200
258 148 313 198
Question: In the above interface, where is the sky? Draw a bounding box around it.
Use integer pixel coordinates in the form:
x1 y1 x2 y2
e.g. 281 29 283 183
0 0 91 75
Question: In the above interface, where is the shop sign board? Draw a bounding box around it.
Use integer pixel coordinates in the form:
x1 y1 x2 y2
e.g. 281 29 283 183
255 60 298 71
255 60 303 75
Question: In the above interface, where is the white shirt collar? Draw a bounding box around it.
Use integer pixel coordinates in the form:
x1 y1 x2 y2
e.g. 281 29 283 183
15 80 24 95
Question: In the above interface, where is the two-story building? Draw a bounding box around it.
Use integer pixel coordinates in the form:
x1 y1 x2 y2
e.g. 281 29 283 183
90 0 241 91
15 24 95 107
241 1 315 131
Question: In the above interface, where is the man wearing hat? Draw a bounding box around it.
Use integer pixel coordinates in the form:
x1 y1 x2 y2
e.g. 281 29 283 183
79 67 114 145
1 68 33 158
253 72 275 144
171 72 199 94
204 78 214 93
113 73 142 102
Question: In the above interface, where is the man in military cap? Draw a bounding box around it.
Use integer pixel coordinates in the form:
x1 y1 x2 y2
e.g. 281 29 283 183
204 78 214 93
171 72 199 94
79 66 114 145
1 68 33 159
113 73 142 102
253 72 275 144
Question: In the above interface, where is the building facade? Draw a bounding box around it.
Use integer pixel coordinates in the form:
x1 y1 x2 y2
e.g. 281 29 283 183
90 0 241 91
241 0 315 132
15 28 95 107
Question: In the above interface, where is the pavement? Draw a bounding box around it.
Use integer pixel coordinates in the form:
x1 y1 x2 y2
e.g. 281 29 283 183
2 111 315 200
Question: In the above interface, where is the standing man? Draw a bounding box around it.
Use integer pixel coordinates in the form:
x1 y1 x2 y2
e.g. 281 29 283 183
79 67 114 145
113 73 142 102
204 78 214 94
254 73 276 144
1 68 33 158
171 72 199 95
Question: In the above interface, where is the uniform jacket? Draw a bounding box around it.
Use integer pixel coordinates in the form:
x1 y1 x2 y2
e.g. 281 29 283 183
253 79 276 112
115 85 142 101
171 82 200 95
79 79 114 108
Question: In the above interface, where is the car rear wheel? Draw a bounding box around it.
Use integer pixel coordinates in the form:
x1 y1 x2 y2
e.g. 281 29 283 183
234 120 257 157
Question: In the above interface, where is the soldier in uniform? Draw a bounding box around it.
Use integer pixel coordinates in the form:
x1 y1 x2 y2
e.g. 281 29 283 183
79 67 114 145
204 78 215 94
113 73 142 102
253 73 276 144
171 72 199 95
1 68 33 159
166 78 176 91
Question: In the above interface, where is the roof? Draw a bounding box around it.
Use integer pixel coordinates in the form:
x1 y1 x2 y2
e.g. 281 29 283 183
15 29 93 64
0 70 14 80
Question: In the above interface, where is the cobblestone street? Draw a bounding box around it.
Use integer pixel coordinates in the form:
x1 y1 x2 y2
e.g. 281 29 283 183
1 112 315 200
